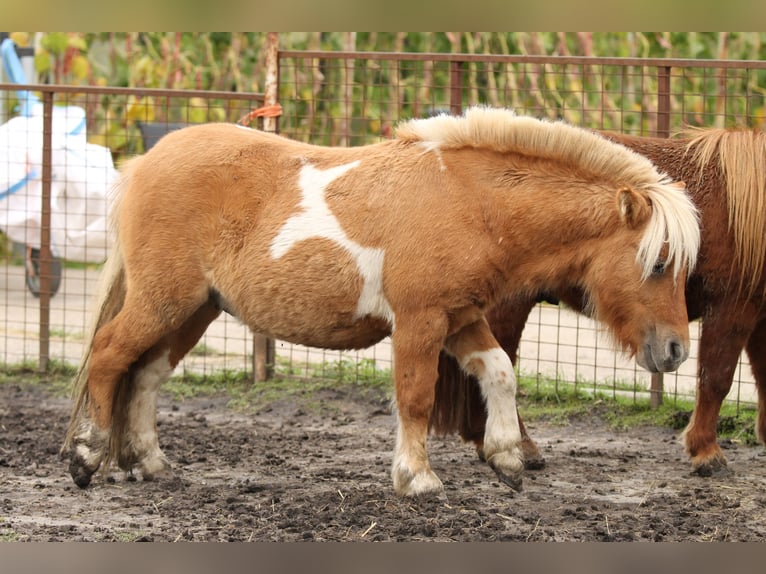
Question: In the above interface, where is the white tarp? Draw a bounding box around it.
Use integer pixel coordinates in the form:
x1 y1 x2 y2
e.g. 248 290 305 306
0 103 117 263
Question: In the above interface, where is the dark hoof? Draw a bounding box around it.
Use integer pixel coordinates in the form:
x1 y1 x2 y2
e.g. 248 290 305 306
488 462 523 493
692 462 732 478
495 470 523 492
524 456 547 471
69 457 95 489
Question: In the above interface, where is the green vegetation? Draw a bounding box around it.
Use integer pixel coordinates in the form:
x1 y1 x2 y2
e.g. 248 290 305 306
0 359 77 397
0 357 757 443
165 358 392 415
4 32 766 154
516 372 759 445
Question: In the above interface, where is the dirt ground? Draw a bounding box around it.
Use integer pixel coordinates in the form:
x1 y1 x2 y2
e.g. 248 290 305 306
2 379 766 542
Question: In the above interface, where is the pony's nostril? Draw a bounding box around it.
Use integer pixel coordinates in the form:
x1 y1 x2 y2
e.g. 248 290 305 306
668 340 684 363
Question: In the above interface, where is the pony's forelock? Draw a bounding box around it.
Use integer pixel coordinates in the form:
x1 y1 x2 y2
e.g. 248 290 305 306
637 177 700 282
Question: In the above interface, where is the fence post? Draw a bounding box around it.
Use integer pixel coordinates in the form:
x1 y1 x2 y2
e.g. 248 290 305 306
656 66 671 138
649 65 673 408
38 89 53 372
449 60 463 115
252 32 279 382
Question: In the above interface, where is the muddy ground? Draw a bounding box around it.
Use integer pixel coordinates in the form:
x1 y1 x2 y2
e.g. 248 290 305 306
2 379 766 542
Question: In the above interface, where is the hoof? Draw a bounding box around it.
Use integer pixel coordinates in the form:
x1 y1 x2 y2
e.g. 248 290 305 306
690 450 729 478
393 468 444 497
524 455 546 471
487 451 524 492
139 455 172 482
482 440 545 470
692 460 732 478
521 437 546 470
65 421 108 488
69 454 97 489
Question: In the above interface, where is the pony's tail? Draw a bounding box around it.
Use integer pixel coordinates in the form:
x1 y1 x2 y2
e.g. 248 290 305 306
61 238 126 452
429 351 487 446
61 177 129 455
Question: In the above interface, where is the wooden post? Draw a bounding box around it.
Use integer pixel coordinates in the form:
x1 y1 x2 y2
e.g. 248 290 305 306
263 32 279 134
252 32 279 382
449 60 463 116
38 90 53 372
649 65 672 409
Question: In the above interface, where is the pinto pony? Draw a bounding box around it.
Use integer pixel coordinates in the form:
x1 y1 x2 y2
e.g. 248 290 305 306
433 127 766 477
62 107 700 497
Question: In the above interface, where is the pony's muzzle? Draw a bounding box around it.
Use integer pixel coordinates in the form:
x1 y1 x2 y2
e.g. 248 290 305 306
638 333 689 373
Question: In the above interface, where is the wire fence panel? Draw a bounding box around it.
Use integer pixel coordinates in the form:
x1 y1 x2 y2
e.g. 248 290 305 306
3 50 766 410
0 85 264 380
276 51 766 409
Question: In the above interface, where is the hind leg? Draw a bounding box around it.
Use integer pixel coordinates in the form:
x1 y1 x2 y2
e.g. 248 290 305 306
744 318 766 447
69 290 207 487
445 317 524 491
118 300 222 479
683 306 754 476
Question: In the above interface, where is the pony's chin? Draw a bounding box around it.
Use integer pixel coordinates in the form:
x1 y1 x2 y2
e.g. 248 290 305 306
636 353 661 373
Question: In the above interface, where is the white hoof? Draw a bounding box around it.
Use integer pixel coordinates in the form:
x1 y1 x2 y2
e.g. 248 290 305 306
138 449 172 481
392 466 444 497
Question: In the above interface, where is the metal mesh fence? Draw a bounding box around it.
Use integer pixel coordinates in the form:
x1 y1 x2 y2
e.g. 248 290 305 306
3 49 766 410
275 51 766 409
1 85 264 379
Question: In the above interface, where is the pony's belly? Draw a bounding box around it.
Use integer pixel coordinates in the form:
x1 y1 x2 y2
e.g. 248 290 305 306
243 297 392 350
274 315 392 350
219 242 394 350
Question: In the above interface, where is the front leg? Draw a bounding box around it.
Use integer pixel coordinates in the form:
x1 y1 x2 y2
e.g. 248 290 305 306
391 312 448 497
445 317 524 491
744 318 766 447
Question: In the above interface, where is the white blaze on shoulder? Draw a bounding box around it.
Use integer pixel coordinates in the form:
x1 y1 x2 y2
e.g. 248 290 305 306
270 160 394 324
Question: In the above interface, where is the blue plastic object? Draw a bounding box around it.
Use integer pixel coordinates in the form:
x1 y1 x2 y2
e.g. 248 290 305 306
1 37 40 116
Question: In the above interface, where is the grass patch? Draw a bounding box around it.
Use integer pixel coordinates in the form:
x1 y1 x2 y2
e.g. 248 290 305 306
48 328 85 341
0 359 78 397
274 356 391 387
165 357 393 415
517 372 759 445
188 343 218 357
163 369 253 401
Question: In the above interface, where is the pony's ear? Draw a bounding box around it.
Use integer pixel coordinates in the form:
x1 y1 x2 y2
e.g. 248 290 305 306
617 187 652 229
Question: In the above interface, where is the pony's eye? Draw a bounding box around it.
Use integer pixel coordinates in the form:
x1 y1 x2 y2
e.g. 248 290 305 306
652 260 666 275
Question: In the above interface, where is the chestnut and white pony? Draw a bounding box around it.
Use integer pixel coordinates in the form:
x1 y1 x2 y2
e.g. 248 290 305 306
62 107 700 497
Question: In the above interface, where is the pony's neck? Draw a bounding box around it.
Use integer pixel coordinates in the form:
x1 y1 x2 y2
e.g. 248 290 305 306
461 159 617 300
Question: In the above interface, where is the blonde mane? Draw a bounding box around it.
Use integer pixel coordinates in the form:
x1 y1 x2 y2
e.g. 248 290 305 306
396 107 700 281
685 126 766 296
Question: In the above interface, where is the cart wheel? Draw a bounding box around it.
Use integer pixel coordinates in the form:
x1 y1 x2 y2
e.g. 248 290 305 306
25 247 62 297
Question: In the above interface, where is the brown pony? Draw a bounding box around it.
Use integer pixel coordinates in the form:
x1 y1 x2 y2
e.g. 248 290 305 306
62 107 700 497
433 127 766 478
